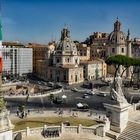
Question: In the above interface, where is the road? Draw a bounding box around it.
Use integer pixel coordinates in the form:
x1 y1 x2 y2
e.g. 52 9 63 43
4 79 140 113
6 88 116 113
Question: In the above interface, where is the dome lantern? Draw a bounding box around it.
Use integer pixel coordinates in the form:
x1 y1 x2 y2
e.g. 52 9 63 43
114 17 121 32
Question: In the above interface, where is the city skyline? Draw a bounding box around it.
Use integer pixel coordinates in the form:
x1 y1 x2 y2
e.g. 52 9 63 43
1 0 140 44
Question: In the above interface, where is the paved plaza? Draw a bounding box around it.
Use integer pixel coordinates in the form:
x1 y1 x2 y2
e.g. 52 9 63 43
10 108 106 121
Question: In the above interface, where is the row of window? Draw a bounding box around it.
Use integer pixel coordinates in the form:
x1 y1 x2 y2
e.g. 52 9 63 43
112 47 124 53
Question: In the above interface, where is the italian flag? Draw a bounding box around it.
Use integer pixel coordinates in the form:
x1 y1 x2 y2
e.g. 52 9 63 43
0 20 2 73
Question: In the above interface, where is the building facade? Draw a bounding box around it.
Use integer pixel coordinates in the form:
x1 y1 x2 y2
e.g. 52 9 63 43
2 42 32 79
85 32 109 59
48 27 84 85
81 59 107 80
77 44 90 61
27 43 55 74
32 43 55 80
132 38 140 81
34 28 108 84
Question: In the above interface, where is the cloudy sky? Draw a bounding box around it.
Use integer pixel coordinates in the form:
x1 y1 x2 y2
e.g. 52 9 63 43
1 0 140 44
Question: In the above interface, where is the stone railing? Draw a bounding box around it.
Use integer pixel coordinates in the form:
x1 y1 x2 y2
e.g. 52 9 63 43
129 101 140 112
13 123 107 139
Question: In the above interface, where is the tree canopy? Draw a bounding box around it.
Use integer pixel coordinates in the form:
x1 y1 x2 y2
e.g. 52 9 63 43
105 55 140 77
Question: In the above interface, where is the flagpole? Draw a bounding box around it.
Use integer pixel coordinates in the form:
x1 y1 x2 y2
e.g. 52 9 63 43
0 0 5 112
0 0 2 86
0 0 2 90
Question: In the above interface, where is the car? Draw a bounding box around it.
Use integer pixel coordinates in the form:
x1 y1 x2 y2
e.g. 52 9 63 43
86 90 95 95
82 94 89 98
97 92 107 97
77 103 89 110
55 83 63 88
53 97 63 104
71 88 79 92
47 82 54 87
38 81 42 85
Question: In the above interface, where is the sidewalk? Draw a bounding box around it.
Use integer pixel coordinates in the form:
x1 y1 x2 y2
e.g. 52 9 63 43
10 108 106 121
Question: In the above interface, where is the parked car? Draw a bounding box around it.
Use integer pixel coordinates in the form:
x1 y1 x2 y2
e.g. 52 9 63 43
47 82 55 87
96 92 107 97
71 88 79 92
86 90 95 95
53 97 63 104
77 103 89 109
82 94 89 98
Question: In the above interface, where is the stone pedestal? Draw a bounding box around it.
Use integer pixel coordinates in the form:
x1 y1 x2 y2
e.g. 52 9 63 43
0 110 14 140
104 103 131 133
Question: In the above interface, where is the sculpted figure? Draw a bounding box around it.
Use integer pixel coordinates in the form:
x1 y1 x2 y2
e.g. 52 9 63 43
110 73 127 105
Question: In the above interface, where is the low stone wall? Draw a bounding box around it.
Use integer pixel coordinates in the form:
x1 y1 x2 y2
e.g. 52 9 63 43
134 101 140 110
129 102 140 113
5 87 62 99
13 123 107 139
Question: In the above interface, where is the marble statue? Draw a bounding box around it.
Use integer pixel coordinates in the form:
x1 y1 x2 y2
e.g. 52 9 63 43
110 73 128 105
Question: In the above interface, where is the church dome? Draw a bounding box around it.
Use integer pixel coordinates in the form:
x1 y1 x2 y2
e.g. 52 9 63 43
57 39 77 52
109 18 126 44
109 31 126 44
56 27 77 52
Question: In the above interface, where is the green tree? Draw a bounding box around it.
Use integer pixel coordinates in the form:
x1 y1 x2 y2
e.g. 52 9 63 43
73 40 80 44
48 94 54 102
105 55 140 78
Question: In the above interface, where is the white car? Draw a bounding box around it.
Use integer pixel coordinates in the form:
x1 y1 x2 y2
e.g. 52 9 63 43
47 82 54 87
82 94 89 98
86 90 95 95
97 92 107 97
71 88 79 92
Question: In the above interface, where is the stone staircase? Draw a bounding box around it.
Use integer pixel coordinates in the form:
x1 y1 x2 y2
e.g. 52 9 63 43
106 130 120 139
117 121 140 140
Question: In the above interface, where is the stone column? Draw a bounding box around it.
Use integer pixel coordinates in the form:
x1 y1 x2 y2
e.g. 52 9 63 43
26 127 30 136
61 123 64 133
43 125 47 134
78 124 82 134
126 31 132 79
